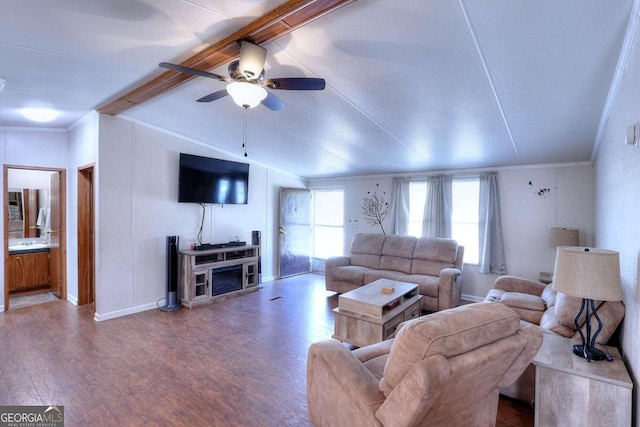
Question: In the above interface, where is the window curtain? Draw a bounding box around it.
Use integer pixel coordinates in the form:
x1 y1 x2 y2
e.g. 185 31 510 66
390 176 410 235
422 174 452 238
478 171 507 274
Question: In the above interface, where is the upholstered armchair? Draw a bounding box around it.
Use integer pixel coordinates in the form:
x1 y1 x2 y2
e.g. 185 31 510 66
307 303 542 427
485 275 625 402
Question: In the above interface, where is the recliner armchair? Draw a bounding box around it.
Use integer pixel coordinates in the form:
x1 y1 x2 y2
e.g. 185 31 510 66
485 275 625 402
306 303 542 427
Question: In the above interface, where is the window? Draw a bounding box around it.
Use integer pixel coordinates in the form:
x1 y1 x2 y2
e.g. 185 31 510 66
451 178 479 264
408 178 479 264
312 189 344 259
408 182 427 238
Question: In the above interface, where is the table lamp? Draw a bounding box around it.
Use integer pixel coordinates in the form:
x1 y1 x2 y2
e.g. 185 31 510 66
552 247 622 361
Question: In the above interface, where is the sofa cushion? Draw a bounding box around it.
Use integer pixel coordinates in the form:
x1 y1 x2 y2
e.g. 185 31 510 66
353 340 393 382
351 233 385 254
364 270 404 283
411 238 458 276
413 237 458 262
498 293 546 324
378 235 416 274
571 300 626 345
554 293 602 328
539 309 576 338
398 274 439 298
411 259 455 277
500 292 546 312
349 233 385 269
351 253 381 269
541 284 556 308
379 303 520 396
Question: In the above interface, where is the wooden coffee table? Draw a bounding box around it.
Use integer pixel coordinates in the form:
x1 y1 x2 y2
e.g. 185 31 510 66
332 279 422 347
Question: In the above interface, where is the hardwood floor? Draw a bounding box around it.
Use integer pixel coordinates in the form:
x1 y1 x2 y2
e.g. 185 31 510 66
0 273 532 426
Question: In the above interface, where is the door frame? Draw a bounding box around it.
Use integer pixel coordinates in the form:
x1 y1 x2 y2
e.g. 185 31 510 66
4 165 67 311
77 164 95 307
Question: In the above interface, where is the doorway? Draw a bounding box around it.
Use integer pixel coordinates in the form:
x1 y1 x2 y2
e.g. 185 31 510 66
3 166 67 311
77 165 95 307
278 187 311 278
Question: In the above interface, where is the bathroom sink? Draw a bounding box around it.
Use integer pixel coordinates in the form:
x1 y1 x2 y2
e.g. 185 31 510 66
9 243 49 252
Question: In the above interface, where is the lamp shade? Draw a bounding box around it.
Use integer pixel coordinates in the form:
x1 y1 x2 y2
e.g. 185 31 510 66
552 247 622 301
226 82 267 108
549 227 579 247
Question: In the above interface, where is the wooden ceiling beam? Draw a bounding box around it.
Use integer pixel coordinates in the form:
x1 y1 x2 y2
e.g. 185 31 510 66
98 0 355 116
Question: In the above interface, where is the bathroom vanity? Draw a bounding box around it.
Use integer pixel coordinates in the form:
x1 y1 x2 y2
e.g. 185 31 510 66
7 245 50 292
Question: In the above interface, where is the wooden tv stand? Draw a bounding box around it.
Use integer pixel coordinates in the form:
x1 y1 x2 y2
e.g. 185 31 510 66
180 245 260 308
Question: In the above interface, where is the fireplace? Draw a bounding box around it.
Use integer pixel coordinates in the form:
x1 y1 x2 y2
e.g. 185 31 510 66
212 264 243 296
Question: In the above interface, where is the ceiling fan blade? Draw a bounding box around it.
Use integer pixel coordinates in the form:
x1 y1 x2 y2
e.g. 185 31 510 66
196 90 229 103
159 62 231 82
264 78 326 90
239 41 267 80
261 92 286 111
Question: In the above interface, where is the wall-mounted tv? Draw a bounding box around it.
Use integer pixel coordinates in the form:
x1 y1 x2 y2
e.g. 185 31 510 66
178 153 249 204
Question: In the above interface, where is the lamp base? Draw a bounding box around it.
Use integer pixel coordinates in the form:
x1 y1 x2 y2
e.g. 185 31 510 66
572 344 606 361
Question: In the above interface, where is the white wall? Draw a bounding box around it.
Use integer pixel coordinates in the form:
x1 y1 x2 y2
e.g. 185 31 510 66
95 115 305 320
593 13 640 421
67 111 99 304
309 163 594 300
0 128 69 310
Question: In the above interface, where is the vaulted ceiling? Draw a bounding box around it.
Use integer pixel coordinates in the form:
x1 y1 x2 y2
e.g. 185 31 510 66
0 1 633 178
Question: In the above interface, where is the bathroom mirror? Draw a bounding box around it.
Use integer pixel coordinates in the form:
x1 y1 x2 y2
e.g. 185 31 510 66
7 191 24 238
7 188 49 238
7 169 54 241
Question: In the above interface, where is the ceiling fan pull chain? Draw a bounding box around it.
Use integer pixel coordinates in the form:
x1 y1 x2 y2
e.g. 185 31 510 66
243 106 248 157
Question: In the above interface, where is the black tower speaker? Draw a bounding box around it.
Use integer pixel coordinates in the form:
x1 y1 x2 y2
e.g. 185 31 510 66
252 230 262 283
160 235 182 312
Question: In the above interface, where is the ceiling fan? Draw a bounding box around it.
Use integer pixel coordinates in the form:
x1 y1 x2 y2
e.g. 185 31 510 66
159 40 325 111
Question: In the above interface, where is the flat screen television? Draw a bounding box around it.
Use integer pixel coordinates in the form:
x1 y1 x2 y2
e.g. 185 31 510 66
178 153 249 204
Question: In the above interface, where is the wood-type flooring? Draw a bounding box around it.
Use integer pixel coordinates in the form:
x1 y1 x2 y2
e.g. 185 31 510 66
0 273 532 426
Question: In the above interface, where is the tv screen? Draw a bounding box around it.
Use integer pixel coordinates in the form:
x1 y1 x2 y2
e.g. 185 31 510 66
178 153 249 204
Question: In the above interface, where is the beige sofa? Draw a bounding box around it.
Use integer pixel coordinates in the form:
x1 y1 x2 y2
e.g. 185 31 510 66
485 275 625 403
325 233 464 312
307 303 543 426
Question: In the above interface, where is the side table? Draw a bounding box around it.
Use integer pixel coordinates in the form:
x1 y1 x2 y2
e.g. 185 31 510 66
533 334 633 426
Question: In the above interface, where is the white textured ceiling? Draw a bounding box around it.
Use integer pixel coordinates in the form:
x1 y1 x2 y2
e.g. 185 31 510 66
0 0 633 178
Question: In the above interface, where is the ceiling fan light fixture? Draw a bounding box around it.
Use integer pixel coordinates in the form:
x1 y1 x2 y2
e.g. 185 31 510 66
226 82 267 109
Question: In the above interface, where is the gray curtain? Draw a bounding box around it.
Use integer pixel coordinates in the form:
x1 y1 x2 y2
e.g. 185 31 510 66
390 177 410 235
423 174 452 238
478 171 507 274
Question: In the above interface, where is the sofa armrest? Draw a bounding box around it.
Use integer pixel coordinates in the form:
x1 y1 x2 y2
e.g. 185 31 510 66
307 339 386 426
325 256 351 292
437 268 462 311
326 255 351 268
376 355 450 427
493 275 546 296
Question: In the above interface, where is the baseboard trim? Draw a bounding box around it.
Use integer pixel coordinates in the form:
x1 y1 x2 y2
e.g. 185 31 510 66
94 302 158 322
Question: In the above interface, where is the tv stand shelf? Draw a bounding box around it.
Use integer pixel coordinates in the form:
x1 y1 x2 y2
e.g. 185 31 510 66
180 245 260 308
